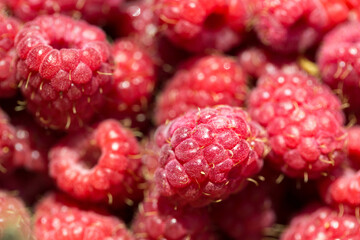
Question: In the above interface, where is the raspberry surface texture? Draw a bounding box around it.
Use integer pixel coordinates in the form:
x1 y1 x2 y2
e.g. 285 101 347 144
0 108 16 171
317 21 360 119
248 71 347 179
132 186 217 240
154 105 267 207
34 193 134 240
155 55 247 125
15 14 112 131
0 14 21 98
0 190 33 240
155 0 249 52
281 206 360 240
49 119 143 206
253 0 350 53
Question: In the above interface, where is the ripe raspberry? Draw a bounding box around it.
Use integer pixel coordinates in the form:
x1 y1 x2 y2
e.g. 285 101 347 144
154 105 267 207
155 55 247 125
0 108 16 171
101 38 156 130
238 47 299 79
49 119 143 206
253 0 350 53
7 0 123 25
132 186 217 240
15 14 112 131
155 0 250 52
0 190 33 240
317 21 360 119
248 71 347 179
280 205 360 239
34 193 134 240
0 14 21 98
348 126 360 166
211 183 276 240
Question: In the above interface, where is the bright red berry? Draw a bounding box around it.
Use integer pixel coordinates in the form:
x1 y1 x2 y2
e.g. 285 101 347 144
0 190 33 240
154 105 268 207
155 0 250 52
248 71 347 179
155 55 247 125
34 193 134 240
49 119 143 206
15 14 112 131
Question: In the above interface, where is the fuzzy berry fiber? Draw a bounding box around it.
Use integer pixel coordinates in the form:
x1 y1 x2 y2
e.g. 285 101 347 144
0 14 21 98
155 55 247 125
154 105 267 207
34 193 134 240
281 205 360 239
253 0 350 53
155 0 249 52
132 186 217 240
248 71 347 179
0 190 33 240
317 21 360 119
15 14 112 131
49 119 143 206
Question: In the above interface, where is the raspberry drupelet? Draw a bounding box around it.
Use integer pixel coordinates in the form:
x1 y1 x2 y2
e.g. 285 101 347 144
317 21 360 120
34 193 134 240
155 55 247 125
248 71 347 180
280 205 360 239
253 0 350 53
0 14 21 98
0 190 33 240
154 0 250 53
154 105 268 207
132 186 217 240
15 14 112 131
49 119 143 206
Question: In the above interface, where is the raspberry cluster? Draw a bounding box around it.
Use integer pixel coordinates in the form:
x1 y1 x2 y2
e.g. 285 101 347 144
2 0 360 239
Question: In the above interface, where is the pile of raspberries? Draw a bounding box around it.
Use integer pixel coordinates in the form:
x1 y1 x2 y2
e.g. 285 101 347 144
2 0 360 239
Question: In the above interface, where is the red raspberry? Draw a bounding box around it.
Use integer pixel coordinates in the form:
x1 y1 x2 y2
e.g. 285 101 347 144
34 193 134 240
132 186 217 240
280 205 360 239
0 190 33 240
0 108 16 171
15 15 112 131
49 119 143 206
248 71 347 179
0 14 21 98
348 126 360 167
155 55 247 125
211 183 276 240
154 105 268 207
101 38 156 130
238 47 299 79
7 0 123 25
317 21 360 119
155 0 250 52
253 0 350 53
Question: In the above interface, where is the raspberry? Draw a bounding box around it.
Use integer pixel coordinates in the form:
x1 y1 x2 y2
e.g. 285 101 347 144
280 205 360 239
155 55 247 125
238 47 299 79
0 14 21 98
7 0 123 25
0 108 16 171
211 183 276 240
34 193 134 240
0 190 33 240
155 0 249 52
132 186 217 240
253 0 350 53
49 119 143 206
348 126 360 166
101 38 156 130
317 21 360 119
154 105 267 207
15 14 112 131
248 71 347 179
